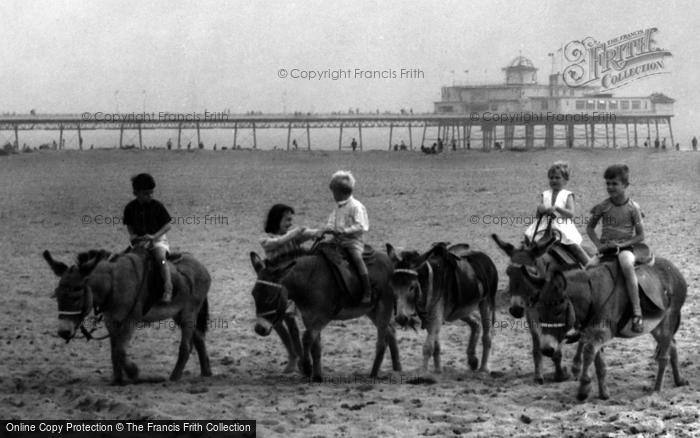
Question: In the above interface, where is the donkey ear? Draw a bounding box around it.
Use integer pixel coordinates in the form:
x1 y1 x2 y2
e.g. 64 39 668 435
386 243 401 263
250 252 264 273
43 250 68 276
491 234 514 257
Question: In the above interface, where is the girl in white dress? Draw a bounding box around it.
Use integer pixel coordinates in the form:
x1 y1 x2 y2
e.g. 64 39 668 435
524 161 590 265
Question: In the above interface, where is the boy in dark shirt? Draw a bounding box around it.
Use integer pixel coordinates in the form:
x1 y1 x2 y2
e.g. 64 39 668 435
122 173 173 303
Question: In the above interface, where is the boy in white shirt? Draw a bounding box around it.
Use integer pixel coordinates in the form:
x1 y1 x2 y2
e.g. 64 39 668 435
323 170 372 304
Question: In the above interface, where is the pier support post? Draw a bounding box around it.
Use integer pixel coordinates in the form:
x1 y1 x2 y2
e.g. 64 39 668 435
338 123 343 151
306 122 310 150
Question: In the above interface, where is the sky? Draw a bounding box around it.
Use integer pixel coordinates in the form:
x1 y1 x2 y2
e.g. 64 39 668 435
1 0 698 144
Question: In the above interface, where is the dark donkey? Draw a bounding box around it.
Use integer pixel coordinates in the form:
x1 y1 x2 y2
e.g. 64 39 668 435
43 248 212 384
492 233 587 383
534 255 688 400
250 249 401 381
386 243 498 374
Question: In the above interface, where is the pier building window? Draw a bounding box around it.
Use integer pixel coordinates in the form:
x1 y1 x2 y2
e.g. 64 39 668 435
576 100 585 110
597 100 606 110
609 100 618 110
621 101 629 110
586 100 595 110
632 100 641 110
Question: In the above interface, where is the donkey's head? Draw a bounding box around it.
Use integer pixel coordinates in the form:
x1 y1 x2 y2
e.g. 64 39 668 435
249 252 291 337
492 234 556 318
43 250 107 342
386 243 430 330
535 269 579 357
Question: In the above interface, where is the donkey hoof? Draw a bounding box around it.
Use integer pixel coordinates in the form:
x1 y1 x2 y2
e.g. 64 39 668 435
554 369 571 382
675 378 689 387
124 363 139 381
468 357 479 371
598 392 610 400
283 360 298 374
301 362 312 377
169 372 182 381
577 391 589 401
534 376 544 385
312 375 323 383
110 379 126 386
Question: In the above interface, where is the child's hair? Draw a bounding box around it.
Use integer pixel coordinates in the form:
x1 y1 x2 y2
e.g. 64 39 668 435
131 173 156 191
548 161 570 181
264 204 295 234
329 170 355 195
603 164 630 185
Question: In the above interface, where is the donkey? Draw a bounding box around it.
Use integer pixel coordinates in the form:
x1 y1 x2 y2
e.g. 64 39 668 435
534 256 688 400
386 243 498 375
492 233 587 383
250 249 401 381
43 248 212 384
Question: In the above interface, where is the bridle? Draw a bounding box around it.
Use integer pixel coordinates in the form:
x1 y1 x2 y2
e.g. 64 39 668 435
254 279 286 325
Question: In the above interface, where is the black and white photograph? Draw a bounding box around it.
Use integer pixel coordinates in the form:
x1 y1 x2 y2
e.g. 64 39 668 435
1 1 698 436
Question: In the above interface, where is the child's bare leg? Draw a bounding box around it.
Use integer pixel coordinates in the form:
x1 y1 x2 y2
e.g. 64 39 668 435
349 248 371 304
619 250 642 332
153 246 173 302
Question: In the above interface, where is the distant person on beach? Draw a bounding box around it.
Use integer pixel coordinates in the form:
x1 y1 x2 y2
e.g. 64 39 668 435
292 139 298 150
692 136 698 151
351 138 357 152
122 173 173 303
654 138 660 149
187 141 192 150
661 138 666 149
166 139 172 150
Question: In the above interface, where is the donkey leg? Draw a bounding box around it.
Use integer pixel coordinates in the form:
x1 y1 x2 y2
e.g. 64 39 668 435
285 316 303 374
478 300 492 373
301 329 314 378
422 320 440 374
109 333 125 385
170 316 195 381
552 348 571 382
386 323 402 372
594 348 609 400
192 329 212 377
463 314 481 371
309 330 323 382
571 341 584 379
108 320 138 384
669 338 688 387
274 319 297 374
577 341 599 401
528 319 544 384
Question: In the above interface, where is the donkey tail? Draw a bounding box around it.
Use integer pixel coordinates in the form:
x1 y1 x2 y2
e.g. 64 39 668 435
196 298 209 333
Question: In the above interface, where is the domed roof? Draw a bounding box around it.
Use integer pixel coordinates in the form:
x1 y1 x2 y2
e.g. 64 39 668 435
507 56 537 69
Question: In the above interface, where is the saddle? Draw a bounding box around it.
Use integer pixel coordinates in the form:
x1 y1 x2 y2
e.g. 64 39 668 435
316 242 377 306
599 243 654 266
547 243 585 269
602 261 667 335
428 242 483 310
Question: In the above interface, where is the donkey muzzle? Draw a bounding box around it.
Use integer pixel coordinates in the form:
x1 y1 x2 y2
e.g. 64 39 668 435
254 317 273 336
57 318 76 342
